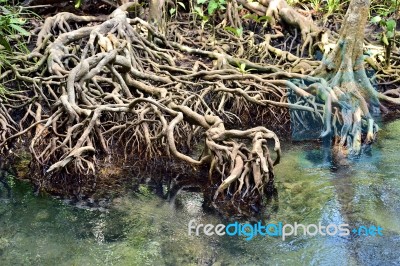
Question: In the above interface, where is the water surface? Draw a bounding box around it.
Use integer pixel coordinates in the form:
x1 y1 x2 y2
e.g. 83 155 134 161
1 120 400 265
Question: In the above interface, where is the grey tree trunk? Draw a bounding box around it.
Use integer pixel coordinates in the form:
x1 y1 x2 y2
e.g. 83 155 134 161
149 0 166 34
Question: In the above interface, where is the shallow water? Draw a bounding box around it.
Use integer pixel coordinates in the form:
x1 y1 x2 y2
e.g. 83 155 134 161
1 121 400 265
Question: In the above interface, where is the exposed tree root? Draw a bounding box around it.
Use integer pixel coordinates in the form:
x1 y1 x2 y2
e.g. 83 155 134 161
1 0 400 216
0 3 285 215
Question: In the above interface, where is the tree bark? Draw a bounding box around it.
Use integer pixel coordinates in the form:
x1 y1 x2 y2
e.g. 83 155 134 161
149 0 166 34
317 0 379 156
323 0 378 108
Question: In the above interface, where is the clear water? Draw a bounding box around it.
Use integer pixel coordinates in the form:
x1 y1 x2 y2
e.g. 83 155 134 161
1 120 400 265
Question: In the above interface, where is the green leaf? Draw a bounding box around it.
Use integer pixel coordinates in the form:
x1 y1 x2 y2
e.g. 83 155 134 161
0 6 11 14
224 26 242 37
9 23 30 36
208 0 219 15
243 13 258 20
382 33 389 46
224 26 236 34
74 0 82 9
0 36 11 51
240 63 246 72
386 19 396 32
258 16 272 22
177 1 186 9
371 16 381 24
9 18 26 25
387 30 394 39
169 8 176 15
194 6 204 17
126 3 144 11
219 0 226 4
201 16 209 29
197 0 207 4
236 27 243 36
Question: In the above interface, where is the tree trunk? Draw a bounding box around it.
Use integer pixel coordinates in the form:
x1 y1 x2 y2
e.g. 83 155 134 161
324 0 379 107
318 0 379 157
149 0 166 34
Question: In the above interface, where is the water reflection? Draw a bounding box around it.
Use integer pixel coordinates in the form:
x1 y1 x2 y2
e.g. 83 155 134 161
1 120 400 265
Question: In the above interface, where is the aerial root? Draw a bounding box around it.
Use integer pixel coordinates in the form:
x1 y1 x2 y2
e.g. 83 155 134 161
2 1 400 215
